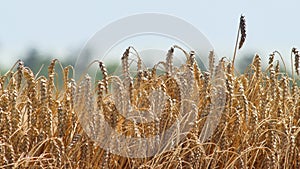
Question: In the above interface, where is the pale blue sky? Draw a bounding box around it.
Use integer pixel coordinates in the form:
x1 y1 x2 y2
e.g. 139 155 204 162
0 0 299 66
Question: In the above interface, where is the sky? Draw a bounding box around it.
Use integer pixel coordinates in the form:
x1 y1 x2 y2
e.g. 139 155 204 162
0 0 299 67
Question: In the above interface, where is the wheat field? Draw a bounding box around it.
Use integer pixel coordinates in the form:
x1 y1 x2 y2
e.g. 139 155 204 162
0 45 299 169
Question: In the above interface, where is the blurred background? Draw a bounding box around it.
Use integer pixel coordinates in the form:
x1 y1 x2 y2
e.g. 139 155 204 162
0 0 299 75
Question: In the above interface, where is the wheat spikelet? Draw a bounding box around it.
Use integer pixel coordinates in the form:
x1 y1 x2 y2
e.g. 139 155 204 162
38 77 52 138
231 82 243 140
208 50 215 77
47 59 58 113
280 76 289 120
79 141 88 168
249 102 258 131
292 83 299 126
96 80 105 111
50 138 64 167
122 47 130 78
238 81 249 128
253 54 262 80
292 47 300 76
4 143 15 167
192 58 202 90
166 47 174 76
232 15 247 69
66 79 77 130
269 52 275 65
225 63 234 116
8 77 20 134
19 131 30 155
57 102 66 139
0 109 11 143
23 67 39 146
67 134 81 152
267 119 278 168
16 60 24 92
99 61 108 94
238 15 246 49
296 58 300 76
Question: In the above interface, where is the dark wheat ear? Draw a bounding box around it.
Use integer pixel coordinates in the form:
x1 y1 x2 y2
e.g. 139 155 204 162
292 47 300 76
296 55 300 76
238 15 246 49
166 47 174 76
99 61 108 94
232 15 247 69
